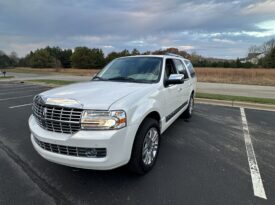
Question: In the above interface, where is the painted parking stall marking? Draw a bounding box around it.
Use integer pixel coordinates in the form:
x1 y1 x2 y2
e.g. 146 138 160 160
9 103 33 109
0 85 40 92
240 107 267 199
0 88 47 96
0 95 34 102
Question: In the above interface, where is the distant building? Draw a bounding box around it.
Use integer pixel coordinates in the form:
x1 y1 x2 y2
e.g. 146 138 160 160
241 53 265 64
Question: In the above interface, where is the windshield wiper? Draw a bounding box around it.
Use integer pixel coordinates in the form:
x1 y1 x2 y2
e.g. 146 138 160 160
107 76 138 82
92 76 106 81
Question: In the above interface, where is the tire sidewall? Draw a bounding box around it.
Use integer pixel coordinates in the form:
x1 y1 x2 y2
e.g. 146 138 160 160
181 93 194 119
140 123 160 171
129 118 160 174
188 94 194 116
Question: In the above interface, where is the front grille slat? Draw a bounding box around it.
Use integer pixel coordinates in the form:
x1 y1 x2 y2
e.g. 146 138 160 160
34 137 106 158
32 96 83 134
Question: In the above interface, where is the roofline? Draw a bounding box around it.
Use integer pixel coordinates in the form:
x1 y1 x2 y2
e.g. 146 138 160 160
116 54 189 61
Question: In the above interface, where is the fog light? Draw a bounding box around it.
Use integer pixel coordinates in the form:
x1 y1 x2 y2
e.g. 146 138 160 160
85 148 97 157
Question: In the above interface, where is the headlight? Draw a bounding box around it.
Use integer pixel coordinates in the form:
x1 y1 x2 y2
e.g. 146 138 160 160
81 110 126 130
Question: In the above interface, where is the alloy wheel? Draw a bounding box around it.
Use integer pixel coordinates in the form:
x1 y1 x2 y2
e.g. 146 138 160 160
142 127 159 166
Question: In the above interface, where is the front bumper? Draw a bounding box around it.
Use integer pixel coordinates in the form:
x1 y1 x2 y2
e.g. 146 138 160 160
29 115 139 170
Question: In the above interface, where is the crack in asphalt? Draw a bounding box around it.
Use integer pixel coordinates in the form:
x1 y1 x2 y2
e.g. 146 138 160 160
0 139 73 205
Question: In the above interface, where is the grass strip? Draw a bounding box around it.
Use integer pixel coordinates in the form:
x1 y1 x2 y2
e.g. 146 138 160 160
27 79 77 86
0 76 14 79
196 92 275 105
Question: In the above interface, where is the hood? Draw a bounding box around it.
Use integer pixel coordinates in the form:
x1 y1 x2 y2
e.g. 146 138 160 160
40 81 151 110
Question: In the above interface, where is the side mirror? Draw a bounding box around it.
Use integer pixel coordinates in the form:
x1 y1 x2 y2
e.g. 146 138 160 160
166 74 184 85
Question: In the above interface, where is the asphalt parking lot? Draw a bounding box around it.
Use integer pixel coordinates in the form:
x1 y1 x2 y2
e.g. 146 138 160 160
0 82 274 205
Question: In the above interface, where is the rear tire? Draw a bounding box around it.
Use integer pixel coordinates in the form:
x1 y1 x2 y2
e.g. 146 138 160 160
128 118 160 175
182 94 194 119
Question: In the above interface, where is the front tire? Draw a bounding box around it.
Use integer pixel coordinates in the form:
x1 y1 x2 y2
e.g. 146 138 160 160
128 118 160 175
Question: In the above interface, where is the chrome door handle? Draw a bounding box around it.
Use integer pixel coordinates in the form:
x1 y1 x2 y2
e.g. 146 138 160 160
177 88 182 91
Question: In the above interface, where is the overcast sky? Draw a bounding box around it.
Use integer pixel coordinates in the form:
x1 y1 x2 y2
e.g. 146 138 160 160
0 0 275 58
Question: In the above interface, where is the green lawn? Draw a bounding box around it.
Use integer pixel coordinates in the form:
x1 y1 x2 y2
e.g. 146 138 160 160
27 79 77 86
0 76 14 79
196 92 275 105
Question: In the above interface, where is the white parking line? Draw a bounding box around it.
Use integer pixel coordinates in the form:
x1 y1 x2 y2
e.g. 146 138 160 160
0 88 46 95
9 103 32 109
0 85 43 92
240 107 267 199
0 95 34 102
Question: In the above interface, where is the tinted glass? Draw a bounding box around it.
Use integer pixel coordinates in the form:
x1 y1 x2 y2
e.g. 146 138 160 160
173 59 189 79
96 57 162 83
164 59 177 79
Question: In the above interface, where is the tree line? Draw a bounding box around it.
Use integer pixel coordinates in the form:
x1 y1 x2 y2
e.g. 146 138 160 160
0 47 146 69
249 39 275 68
0 39 275 69
0 50 19 68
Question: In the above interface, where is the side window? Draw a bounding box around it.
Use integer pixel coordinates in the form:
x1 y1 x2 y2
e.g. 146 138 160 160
185 60 196 78
164 59 177 80
173 59 189 79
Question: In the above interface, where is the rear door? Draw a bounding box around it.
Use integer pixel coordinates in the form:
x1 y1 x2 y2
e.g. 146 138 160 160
184 60 197 91
173 58 191 104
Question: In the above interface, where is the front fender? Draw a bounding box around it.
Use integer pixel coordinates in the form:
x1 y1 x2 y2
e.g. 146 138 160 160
109 86 164 157
129 98 162 127
109 85 164 131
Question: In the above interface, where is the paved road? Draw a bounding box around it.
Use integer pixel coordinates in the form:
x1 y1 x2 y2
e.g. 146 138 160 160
0 82 274 205
2 72 275 99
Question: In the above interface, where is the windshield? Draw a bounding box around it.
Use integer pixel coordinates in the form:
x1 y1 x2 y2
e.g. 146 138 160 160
94 57 163 83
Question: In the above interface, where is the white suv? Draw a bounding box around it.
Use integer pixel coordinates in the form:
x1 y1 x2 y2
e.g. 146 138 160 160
29 54 197 174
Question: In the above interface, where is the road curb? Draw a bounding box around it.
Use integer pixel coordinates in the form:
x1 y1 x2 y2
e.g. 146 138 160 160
196 98 275 112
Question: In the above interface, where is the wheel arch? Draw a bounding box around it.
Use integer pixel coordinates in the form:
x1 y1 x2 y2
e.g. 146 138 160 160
136 110 162 134
129 110 162 156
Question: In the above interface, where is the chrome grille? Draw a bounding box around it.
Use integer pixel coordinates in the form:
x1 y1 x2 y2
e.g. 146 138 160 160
34 137 106 158
32 96 83 134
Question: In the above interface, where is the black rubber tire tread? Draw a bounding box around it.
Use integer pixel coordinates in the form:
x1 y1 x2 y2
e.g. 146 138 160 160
182 94 194 119
127 118 160 175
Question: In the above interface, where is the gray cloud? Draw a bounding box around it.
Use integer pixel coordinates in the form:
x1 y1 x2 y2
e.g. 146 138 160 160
0 0 275 58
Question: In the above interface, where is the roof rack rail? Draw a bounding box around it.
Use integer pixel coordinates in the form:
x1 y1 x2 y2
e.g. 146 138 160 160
165 52 183 58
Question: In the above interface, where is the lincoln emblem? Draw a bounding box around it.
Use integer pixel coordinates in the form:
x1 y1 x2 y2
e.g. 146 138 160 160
42 107 47 118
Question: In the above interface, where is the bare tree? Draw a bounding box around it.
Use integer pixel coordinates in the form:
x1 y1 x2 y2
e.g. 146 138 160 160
9 51 18 62
262 39 275 54
0 50 5 56
248 45 261 54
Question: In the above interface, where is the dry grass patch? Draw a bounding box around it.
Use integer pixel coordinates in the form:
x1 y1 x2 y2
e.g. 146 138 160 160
27 79 77 86
8 67 100 76
195 68 275 86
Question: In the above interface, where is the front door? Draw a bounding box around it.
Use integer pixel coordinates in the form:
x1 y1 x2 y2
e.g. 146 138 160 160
162 58 183 122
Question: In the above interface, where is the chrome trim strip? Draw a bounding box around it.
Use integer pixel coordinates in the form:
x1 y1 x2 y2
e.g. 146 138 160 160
165 100 188 122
